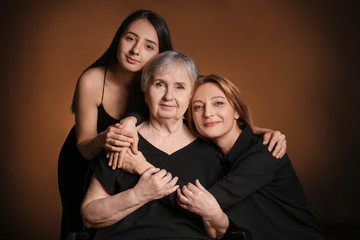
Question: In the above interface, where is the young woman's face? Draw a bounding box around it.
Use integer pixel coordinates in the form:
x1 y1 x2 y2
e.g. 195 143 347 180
191 82 240 140
145 64 193 121
117 19 159 72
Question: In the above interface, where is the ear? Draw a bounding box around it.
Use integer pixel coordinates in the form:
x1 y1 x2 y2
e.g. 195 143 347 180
234 111 240 120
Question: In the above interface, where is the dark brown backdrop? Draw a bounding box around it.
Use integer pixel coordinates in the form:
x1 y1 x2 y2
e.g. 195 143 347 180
0 1 359 239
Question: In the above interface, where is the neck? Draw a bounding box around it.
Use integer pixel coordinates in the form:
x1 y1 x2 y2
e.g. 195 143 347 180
213 124 242 156
111 65 138 86
147 116 185 136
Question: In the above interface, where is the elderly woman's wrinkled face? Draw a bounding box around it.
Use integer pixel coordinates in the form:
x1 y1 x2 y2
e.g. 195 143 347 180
145 64 193 121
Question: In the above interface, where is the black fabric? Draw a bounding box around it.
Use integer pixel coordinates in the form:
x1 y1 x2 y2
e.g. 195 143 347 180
58 105 119 240
93 133 224 240
208 124 324 240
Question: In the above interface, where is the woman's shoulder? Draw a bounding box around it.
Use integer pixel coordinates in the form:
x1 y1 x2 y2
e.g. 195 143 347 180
78 67 106 88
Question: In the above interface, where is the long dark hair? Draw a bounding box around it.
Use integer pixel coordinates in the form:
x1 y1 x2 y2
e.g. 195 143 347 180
71 10 173 113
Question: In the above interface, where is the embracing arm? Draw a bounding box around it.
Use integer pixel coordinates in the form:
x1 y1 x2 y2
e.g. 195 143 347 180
81 168 179 228
177 180 229 239
74 68 136 160
252 125 287 159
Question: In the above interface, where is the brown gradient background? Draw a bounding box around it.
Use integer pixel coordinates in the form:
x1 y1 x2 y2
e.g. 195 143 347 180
0 0 359 239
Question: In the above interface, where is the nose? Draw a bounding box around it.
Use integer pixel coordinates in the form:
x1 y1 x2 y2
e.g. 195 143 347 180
204 105 214 118
163 88 174 101
130 42 141 55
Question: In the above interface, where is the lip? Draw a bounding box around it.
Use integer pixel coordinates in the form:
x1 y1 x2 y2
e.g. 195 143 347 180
160 104 175 109
204 121 220 127
126 56 139 64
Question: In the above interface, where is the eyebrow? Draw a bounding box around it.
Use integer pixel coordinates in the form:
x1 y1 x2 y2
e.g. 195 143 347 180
192 96 225 104
126 31 158 46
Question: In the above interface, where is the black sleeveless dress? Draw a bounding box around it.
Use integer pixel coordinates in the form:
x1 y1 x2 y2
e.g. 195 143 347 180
58 69 147 240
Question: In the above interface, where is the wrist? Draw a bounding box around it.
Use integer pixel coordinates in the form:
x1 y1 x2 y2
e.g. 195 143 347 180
120 116 137 127
136 162 153 175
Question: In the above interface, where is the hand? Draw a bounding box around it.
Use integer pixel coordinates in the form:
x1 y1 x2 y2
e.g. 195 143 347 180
177 180 228 239
99 123 135 152
133 168 179 203
262 130 287 159
121 150 154 174
107 149 128 170
177 179 220 218
119 116 139 154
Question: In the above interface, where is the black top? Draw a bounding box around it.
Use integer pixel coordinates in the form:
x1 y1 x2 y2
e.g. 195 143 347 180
208 125 324 240
93 134 224 240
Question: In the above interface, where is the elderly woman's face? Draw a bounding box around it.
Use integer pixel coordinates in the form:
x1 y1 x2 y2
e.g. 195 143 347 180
145 64 193 121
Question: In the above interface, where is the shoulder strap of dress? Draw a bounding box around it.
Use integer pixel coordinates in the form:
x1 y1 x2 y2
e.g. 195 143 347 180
100 67 107 104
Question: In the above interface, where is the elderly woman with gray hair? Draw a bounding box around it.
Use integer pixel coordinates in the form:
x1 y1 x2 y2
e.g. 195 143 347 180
81 51 229 240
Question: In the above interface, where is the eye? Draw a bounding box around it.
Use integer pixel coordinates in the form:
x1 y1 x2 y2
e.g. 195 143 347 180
176 84 185 90
193 105 203 111
155 82 165 88
125 35 136 42
145 44 154 50
214 101 224 106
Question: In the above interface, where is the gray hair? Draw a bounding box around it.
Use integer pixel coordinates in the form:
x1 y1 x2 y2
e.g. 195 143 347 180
141 51 199 92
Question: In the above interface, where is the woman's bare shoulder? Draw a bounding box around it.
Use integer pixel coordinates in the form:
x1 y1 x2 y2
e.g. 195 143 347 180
77 67 106 91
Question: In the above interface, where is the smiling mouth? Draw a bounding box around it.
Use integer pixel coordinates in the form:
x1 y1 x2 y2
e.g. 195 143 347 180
204 121 220 127
126 56 139 64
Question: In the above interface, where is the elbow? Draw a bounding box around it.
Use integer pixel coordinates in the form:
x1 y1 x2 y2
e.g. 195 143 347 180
77 142 95 160
81 204 98 229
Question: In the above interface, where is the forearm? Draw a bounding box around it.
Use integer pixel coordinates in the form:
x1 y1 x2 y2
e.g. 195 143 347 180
81 188 145 228
251 125 271 135
203 211 229 239
77 134 103 160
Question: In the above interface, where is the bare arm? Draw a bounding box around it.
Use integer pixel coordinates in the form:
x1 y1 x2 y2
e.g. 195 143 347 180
81 168 179 229
74 68 135 160
177 180 229 239
252 125 287 159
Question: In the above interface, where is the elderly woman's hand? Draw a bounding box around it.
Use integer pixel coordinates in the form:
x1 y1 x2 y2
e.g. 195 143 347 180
133 168 179 203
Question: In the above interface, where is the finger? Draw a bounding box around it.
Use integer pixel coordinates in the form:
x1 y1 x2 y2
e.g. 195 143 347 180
168 176 178 186
262 132 271 145
195 179 206 191
106 152 110 158
177 188 188 203
181 185 194 198
154 169 168 179
276 140 286 159
112 152 119 170
105 141 131 150
117 149 127 168
131 135 139 154
272 137 284 158
166 184 179 195
268 131 281 152
108 152 114 167
143 167 160 177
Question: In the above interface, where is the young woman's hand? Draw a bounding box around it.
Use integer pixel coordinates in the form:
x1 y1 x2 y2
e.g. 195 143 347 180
99 123 135 152
133 168 179 203
120 150 154 175
106 117 140 169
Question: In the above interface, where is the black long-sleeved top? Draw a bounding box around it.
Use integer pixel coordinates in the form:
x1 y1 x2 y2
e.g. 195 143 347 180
209 124 324 240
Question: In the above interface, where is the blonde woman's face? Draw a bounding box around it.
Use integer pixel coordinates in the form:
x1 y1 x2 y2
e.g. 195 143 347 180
191 82 240 139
